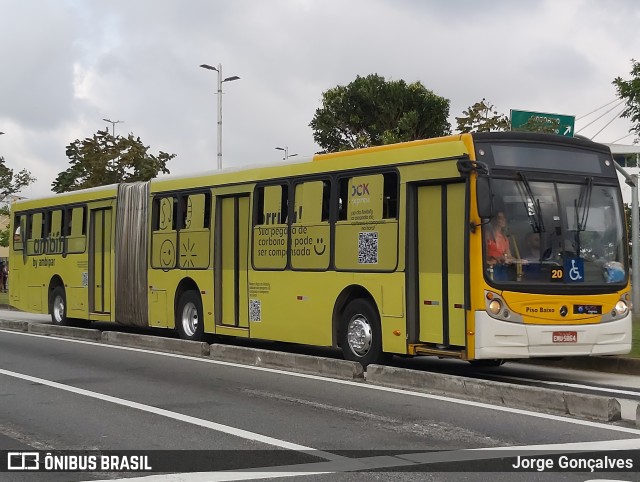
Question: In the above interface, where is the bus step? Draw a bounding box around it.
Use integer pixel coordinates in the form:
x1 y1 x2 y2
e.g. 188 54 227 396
412 345 465 358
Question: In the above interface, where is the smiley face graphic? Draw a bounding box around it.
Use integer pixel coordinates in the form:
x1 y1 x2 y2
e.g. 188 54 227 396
313 237 326 256
160 239 175 267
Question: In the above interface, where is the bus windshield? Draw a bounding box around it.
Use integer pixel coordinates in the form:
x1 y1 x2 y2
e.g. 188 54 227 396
483 177 627 287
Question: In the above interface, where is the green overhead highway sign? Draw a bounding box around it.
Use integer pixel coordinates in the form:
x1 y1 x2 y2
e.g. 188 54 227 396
510 109 575 137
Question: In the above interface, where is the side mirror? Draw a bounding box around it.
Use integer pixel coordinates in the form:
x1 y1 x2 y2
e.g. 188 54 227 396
476 177 493 219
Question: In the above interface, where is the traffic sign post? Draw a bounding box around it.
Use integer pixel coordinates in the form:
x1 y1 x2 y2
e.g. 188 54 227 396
510 109 575 137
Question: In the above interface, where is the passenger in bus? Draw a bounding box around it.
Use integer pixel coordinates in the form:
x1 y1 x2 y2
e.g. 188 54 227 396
521 232 544 281
485 211 514 266
521 232 541 262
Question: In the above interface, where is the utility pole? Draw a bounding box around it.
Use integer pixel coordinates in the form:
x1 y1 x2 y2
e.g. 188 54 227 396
200 63 240 169
103 118 123 137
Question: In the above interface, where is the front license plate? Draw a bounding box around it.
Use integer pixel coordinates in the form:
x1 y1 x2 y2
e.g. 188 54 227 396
552 331 577 343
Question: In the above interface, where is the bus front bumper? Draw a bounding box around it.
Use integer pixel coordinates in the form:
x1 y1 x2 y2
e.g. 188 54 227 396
473 311 632 359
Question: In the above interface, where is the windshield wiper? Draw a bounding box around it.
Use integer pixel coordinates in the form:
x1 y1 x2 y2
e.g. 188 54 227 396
576 176 593 232
517 172 545 233
574 176 593 255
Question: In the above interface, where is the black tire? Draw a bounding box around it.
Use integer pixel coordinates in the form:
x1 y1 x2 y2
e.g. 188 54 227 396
176 291 204 341
469 359 505 368
50 286 69 326
339 298 384 367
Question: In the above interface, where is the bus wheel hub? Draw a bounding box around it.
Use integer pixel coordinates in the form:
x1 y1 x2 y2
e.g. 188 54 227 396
347 316 372 356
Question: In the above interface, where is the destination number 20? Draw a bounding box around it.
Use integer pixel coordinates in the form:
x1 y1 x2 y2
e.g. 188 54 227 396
550 268 564 281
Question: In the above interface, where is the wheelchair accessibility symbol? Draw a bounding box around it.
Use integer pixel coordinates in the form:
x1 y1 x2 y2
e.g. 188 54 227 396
564 258 584 283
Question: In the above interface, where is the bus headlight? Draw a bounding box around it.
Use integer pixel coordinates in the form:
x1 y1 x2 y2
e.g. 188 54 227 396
615 300 628 315
484 291 523 323
488 299 502 315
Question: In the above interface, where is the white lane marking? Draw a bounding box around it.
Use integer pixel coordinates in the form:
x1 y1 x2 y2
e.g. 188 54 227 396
90 438 640 481
2 329 640 435
0 368 344 462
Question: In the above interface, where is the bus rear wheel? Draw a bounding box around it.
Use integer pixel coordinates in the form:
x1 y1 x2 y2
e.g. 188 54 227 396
339 299 384 367
50 286 69 326
176 291 204 341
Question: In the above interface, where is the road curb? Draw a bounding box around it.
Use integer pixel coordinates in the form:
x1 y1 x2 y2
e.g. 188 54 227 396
522 356 640 375
0 318 628 422
29 323 102 341
0 319 29 331
102 331 210 357
210 344 365 380
366 364 621 422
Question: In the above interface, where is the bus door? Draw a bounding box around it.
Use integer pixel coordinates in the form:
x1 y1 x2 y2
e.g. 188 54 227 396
214 195 250 329
416 183 466 348
89 206 113 314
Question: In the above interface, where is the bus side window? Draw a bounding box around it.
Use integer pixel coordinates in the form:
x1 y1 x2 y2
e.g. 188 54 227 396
262 185 287 225
43 211 52 238
335 173 398 271
177 192 210 269
338 179 349 221
13 214 23 250
383 172 398 219
50 210 62 238
153 197 176 232
293 181 327 224
291 180 330 270
27 212 43 255
182 193 206 230
30 213 43 240
68 207 87 253
253 184 288 270
63 208 73 237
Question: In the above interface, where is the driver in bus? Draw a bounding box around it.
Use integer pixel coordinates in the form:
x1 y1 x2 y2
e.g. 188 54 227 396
485 211 515 266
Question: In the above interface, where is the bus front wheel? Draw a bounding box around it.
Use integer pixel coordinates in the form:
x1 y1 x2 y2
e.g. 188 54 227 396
339 299 384 367
50 286 68 326
176 291 204 341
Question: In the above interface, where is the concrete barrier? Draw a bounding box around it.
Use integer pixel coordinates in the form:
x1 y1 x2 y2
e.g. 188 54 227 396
101 331 210 357
0 319 29 332
522 356 640 375
366 364 621 422
210 344 364 380
29 323 102 341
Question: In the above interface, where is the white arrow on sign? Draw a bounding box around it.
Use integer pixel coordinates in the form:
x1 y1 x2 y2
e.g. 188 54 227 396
564 126 572 136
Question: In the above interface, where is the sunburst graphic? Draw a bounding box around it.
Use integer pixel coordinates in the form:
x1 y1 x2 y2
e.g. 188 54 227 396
180 238 197 268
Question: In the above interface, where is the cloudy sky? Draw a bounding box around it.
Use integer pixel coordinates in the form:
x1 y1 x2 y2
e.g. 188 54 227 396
1 0 639 199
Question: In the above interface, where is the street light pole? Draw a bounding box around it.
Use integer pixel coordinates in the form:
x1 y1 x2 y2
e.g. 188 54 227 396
275 146 298 160
103 118 123 137
200 63 240 170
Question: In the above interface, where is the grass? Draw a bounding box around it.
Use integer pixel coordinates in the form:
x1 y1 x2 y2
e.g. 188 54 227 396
632 317 640 358
0 290 8 307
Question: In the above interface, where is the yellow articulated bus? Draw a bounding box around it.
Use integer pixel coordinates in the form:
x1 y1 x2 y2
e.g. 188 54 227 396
9 132 632 366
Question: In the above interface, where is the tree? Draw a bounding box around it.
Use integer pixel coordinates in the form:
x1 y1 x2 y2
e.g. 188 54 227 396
613 59 640 142
0 157 36 247
0 157 36 203
457 99 561 135
516 116 560 134
52 129 175 193
310 74 451 153
455 98 510 133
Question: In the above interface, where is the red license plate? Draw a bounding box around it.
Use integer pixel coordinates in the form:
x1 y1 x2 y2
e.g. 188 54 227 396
552 331 577 343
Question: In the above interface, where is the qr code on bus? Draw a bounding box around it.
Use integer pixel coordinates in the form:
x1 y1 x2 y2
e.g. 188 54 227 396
358 232 378 264
249 299 262 322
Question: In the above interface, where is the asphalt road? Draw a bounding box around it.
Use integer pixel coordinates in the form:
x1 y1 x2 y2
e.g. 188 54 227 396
1 324 640 481
3 310 640 420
